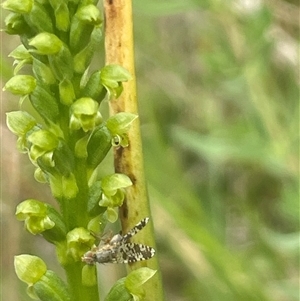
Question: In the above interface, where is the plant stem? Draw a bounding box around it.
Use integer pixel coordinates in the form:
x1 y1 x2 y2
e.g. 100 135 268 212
65 263 99 301
103 1 165 300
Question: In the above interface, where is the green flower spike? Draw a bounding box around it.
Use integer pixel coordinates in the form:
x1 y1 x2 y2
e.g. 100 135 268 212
70 97 102 132
99 173 132 222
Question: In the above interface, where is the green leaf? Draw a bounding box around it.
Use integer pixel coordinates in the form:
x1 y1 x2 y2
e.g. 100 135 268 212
125 268 157 295
33 270 71 301
86 124 112 168
104 278 132 301
29 84 59 122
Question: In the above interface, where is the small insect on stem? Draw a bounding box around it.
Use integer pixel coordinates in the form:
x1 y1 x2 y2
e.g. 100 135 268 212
82 217 155 265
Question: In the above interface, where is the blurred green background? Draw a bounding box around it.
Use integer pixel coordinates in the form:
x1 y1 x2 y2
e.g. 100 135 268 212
1 0 299 300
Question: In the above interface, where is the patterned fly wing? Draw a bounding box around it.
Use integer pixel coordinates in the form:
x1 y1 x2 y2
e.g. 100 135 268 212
82 217 155 265
119 242 155 263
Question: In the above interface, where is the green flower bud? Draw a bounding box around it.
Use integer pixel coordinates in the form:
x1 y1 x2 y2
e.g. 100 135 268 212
33 270 71 301
70 97 102 132
86 124 111 169
30 84 59 122
66 227 95 262
101 173 132 197
29 33 63 55
3 75 36 95
87 181 106 216
99 189 124 208
16 199 55 235
34 167 48 183
76 4 102 24
32 58 56 85
73 26 102 74
6 111 37 137
2 0 33 14
74 134 89 158
44 207 67 243
125 268 157 300
111 134 129 148
27 129 59 162
9 44 31 61
100 64 132 99
4 12 31 35
15 198 67 244
82 265 97 287
55 241 69 266
47 172 79 199
53 2 70 32
87 214 102 234
59 79 76 105
105 206 118 223
106 113 137 148
49 173 63 198
69 4 102 53
81 70 106 103
107 112 138 135
14 255 47 284
9 45 32 74
99 174 132 219
48 45 73 81
6 111 39 152
23 2 54 33
61 173 79 199
52 140 75 175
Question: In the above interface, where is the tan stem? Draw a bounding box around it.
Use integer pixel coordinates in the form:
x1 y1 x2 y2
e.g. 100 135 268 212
104 1 165 300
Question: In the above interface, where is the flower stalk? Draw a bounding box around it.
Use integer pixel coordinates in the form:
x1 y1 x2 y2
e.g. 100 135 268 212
104 0 165 300
3 0 157 300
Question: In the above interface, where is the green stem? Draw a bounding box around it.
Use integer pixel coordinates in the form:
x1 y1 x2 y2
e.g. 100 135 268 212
65 263 99 301
104 1 165 300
